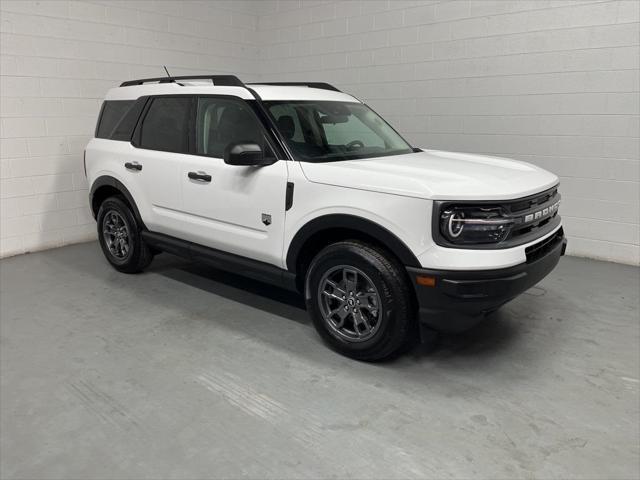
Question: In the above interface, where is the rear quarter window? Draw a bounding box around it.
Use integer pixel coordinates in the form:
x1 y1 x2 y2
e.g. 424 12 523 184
110 99 147 141
96 101 134 139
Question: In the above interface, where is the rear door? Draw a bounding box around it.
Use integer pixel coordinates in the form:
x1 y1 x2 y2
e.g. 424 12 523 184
179 96 289 267
130 95 193 237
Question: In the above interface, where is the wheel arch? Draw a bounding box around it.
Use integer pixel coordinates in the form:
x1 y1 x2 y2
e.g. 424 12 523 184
286 214 421 279
90 176 145 227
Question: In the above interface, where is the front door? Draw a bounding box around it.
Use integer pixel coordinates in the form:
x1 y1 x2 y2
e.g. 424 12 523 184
179 96 289 268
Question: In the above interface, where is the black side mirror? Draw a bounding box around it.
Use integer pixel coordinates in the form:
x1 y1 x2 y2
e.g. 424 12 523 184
223 142 275 166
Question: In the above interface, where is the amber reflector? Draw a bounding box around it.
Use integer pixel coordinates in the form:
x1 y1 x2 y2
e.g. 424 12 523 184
416 276 436 287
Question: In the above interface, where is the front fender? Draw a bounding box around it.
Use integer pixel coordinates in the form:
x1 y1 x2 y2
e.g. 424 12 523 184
286 213 422 272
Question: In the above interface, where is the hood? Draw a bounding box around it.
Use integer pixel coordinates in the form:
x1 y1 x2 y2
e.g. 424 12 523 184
299 149 559 201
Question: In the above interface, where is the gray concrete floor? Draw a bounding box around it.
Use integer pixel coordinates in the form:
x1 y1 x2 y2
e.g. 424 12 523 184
0 242 638 480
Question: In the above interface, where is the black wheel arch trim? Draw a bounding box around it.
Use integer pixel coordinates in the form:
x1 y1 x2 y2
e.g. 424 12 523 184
90 176 145 228
286 214 421 272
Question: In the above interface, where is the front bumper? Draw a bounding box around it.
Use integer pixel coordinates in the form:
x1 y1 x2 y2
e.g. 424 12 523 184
407 228 567 333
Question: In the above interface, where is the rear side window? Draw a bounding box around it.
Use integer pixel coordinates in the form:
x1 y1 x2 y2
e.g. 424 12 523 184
139 97 191 153
96 101 134 139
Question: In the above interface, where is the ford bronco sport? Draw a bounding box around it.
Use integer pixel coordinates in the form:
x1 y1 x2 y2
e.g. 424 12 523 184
86 75 566 361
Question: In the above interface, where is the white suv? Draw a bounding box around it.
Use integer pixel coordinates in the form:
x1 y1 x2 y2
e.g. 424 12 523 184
86 75 566 361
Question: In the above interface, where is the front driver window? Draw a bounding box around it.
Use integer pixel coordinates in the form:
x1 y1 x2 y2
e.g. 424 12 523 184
196 97 265 158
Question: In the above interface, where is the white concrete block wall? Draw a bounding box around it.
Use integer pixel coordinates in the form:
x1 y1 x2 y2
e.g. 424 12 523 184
257 0 640 265
1 0 638 265
0 0 262 257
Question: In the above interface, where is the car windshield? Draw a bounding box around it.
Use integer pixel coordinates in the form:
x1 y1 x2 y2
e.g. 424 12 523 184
265 101 414 162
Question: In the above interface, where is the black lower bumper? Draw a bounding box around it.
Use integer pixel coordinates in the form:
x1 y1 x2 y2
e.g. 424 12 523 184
407 229 566 333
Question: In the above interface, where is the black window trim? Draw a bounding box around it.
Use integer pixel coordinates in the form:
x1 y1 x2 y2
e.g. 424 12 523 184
94 101 106 138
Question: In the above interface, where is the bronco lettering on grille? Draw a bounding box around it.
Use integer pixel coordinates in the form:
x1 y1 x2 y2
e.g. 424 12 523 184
523 200 560 224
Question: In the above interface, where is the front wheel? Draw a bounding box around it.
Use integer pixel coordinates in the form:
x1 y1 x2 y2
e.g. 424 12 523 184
97 196 153 273
305 241 416 361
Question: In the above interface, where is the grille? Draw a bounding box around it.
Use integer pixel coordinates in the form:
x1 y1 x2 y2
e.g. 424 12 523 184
525 227 564 263
506 186 561 241
510 187 558 213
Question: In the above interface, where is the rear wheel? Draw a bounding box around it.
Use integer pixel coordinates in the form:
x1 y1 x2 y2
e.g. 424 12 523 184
97 196 153 273
305 240 416 361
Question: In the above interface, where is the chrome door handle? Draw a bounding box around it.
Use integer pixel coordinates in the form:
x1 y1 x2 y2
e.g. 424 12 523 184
125 162 142 171
188 171 211 182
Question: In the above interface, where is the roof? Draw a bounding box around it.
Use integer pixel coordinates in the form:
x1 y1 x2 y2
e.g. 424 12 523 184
250 84 357 102
104 82 359 103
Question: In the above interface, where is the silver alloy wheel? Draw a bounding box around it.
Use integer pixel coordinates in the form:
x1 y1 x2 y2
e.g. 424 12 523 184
317 265 383 342
102 210 131 259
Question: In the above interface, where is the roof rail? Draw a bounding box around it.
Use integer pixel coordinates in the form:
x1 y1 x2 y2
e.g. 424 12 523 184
120 75 244 87
249 82 341 92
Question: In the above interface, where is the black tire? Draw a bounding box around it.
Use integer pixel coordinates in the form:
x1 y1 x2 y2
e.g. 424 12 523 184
305 240 416 361
97 196 153 273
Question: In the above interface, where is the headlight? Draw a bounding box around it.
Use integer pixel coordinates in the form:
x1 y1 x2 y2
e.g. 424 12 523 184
439 206 513 245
